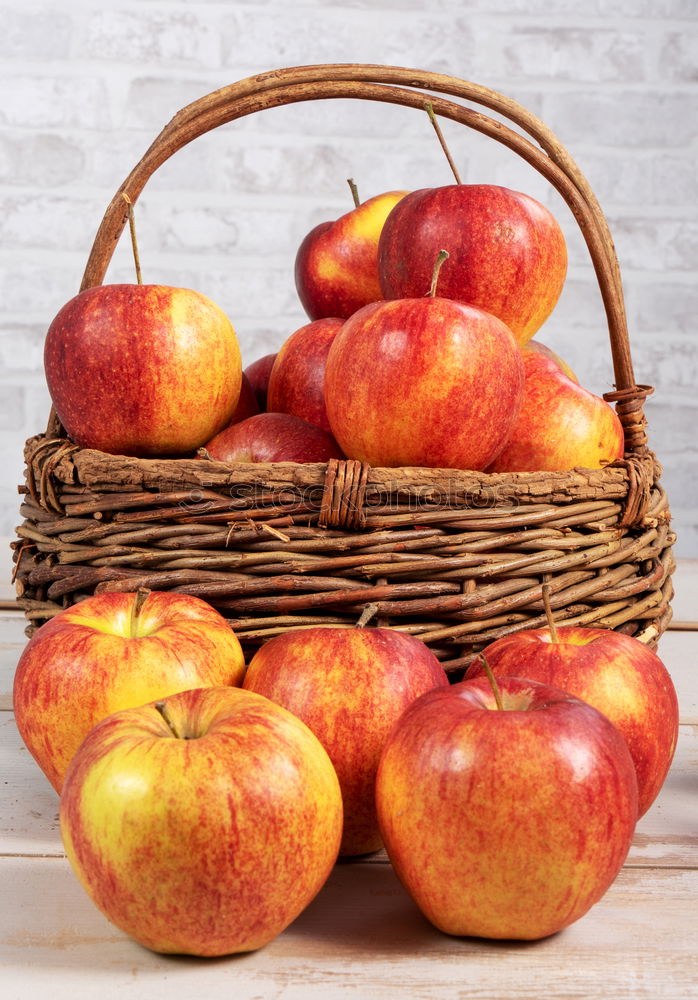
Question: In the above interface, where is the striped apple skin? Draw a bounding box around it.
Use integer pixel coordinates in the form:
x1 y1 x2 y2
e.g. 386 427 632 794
243 626 449 856
44 284 242 456
324 296 524 471
378 184 568 345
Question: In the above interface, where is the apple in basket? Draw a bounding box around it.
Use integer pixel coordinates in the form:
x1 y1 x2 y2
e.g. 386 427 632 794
60 686 343 956
267 317 343 432
375 674 638 940
243 625 449 856
44 283 243 456
203 411 344 464
228 371 260 423
295 187 409 320
487 350 624 472
323 255 525 470
13 590 246 792
466 626 679 817
244 351 277 411
523 338 578 382
378 184 568 345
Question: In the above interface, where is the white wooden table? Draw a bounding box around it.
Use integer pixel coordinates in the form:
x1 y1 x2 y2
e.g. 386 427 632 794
1 540 696 1000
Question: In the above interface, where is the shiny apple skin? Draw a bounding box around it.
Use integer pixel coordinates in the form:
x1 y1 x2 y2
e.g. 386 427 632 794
487 352 624 472
204 411 344 463
229 372 260 423
323 296 524 470
60 686 343 956
376 676 638 940
12 591 247 793
295 190 408 320
523 338 578 382
44 284 242 456
267 318 343 432
469 626 679 817
243 626 449 856
378 184 567 345
244 352 277 410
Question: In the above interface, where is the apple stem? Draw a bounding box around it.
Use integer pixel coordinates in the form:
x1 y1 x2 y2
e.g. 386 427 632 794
541 582 559 643
474 653 504 711
347 177 361 208
122 192 143 285
356 602 378 628
428 250 450 297
155 700 181 739
129 587 151 638
424 102 462 184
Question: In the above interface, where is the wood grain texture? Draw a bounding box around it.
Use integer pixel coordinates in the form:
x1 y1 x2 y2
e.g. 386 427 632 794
0 857 695 1000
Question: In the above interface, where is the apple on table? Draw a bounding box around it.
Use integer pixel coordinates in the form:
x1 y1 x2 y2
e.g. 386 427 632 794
467 625 679 817
243 625 449 856
13 589 246 792
295 185 408 321
60 685 344 956
44 283 242 456
376 674 638 940
378 183 568 346
203 411 344 464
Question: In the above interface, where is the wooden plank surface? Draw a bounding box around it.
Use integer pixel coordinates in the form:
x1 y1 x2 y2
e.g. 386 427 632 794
0 857 696 1000
1 544 696 998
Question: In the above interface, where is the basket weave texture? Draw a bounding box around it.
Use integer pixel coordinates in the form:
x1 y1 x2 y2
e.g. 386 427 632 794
12 65 675 678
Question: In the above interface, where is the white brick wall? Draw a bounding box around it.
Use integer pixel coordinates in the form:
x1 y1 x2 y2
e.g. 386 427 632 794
1 0 696 553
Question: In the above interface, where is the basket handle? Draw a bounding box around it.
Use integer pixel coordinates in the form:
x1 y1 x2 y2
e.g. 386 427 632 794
74 64 648 452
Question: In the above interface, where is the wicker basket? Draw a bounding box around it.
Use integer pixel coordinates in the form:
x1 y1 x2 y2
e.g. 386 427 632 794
12 65 675 678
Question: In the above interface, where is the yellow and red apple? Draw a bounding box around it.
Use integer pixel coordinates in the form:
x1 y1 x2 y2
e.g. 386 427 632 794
523 338 578 382
243 626 449 855
323 295 524 470
487 350 624 472
378 184 568 345
376 676 638 940
44 284 242 456
13 590 246 792
295 189 408 320
60 686 343 956
467 627 679 817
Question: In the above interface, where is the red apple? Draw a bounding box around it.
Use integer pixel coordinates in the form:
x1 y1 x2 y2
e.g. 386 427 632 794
44 284 242 456
378 184 568 345
204 411 344 464
467 627 679 817
267 318 343 432
229 372 260 423
323 296 524 470
295 189 408 320
12 590 246 793
244 352 277 411
487 351 624 472
376 675 638 940
60 686 343 956
523 338 578 382
243 626 449 855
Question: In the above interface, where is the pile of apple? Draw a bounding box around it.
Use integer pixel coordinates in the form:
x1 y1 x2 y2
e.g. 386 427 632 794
13 586 678 954
27 171 674 957
43 179 624 472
